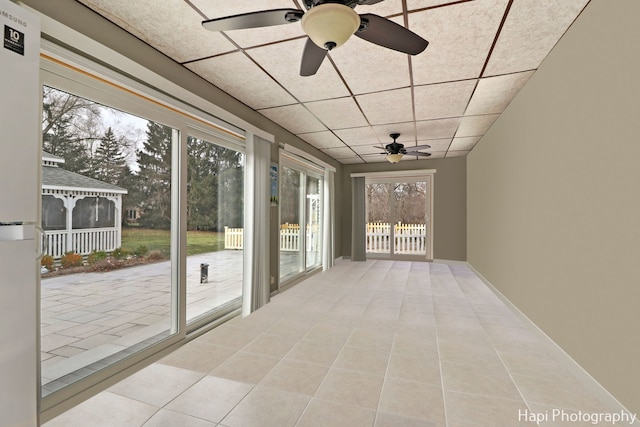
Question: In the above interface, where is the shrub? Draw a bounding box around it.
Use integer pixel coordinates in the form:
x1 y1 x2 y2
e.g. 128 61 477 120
41 254 54 272
133 245 149 257
87 251 108 265
112 247 129 260
146 250 165 261
60 251 83 269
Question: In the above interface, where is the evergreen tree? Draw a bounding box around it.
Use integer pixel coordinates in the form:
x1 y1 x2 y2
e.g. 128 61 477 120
187 137 243 231
93 127 126 184
136 121 173 229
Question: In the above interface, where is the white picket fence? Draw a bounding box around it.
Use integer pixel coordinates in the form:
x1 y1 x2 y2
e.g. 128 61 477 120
224 222 426 254
366 222 426 254
224 224 320 252
44 228 120 258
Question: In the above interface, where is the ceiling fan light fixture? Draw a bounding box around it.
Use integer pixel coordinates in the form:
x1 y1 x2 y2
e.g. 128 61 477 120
386 153 403 164
301 3 360 50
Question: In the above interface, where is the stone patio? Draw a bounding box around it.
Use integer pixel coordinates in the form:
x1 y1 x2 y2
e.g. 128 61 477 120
40 250 244 395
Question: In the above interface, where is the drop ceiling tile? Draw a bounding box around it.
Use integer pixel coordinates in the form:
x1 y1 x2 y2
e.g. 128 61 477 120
427 151 447 159
446 151 469 158
415 117 461 140
321 146 356 159
465 71 534 116
334 127 381 147
359 0 403 16
297 132 346 150
455 114 500 138
351 144 385 155
363 156 391 163
247 39 350 102
191 0 295 17
407 1 465 11
77 0 237 62
414 138 452 152
226 26 306 49
305 98 369 129
414 80 477 121
371 123 416 143
339 157 365 164
409 0 510 85
484 0 590 76
450 136 481 151
356 88 414 125
259 104 327 134
186 52 296 110
331 32 411 95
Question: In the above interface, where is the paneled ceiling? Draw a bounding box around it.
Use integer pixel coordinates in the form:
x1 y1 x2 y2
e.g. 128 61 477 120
75 0 590 164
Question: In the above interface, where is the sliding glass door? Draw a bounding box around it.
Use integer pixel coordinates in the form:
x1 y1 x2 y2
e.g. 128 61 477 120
365 178 431 260
279 160 323 283
40 86 178 396
185 135 244 326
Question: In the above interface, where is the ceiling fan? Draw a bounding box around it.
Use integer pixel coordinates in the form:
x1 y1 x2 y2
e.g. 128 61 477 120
375 133 432 163
202 0 429 76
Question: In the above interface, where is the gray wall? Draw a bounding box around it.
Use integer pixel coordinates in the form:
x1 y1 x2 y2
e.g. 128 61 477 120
341 157 467 261
467 0 640 413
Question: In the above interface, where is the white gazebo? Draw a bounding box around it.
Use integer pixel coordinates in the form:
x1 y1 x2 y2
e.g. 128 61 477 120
41 152 128 258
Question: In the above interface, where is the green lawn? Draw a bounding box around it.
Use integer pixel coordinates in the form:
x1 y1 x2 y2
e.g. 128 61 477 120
121 228 226 256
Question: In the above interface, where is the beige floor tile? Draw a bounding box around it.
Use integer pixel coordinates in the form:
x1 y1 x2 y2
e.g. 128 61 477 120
333 345 390 376
158 342 236 373
438 338 504 369
195 323 261 350
210 351 280 384
378 378 445 423
284 339 342 366
513 374 610 413
392 334 439 360
44 260 626 427
346 327 395 352
221 385 310 427
260 358 329 396
43 392 158 427
295 398 376 427
387 352 441 386
142 409 216 427
164 376 252 423
241 333 297 358
445 390 529 427
304 322 353 347
374 412 435 427
108 363 205 406
314 368 384 410
442 361 521 400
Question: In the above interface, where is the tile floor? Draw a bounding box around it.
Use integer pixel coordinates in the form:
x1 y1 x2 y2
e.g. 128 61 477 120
43 260 636 426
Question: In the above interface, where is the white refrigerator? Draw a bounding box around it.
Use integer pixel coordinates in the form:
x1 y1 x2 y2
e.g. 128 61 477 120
0 1 41 426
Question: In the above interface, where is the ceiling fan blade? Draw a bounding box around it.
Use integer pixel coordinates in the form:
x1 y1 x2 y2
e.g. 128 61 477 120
355 14 428 55
300 37 328 76
409 144 432 150
202 9 303 32
357 0 386 4
405 151 432 157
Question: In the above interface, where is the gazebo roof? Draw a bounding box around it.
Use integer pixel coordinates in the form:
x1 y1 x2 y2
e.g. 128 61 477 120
42 163 127 195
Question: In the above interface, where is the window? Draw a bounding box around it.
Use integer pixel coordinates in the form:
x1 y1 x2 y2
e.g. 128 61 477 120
39 46 251 414
186 134 244 326
40 85 178 397
279 156 323 283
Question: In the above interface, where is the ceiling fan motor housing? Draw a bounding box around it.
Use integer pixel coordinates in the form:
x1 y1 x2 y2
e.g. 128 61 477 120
301 3 361 50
